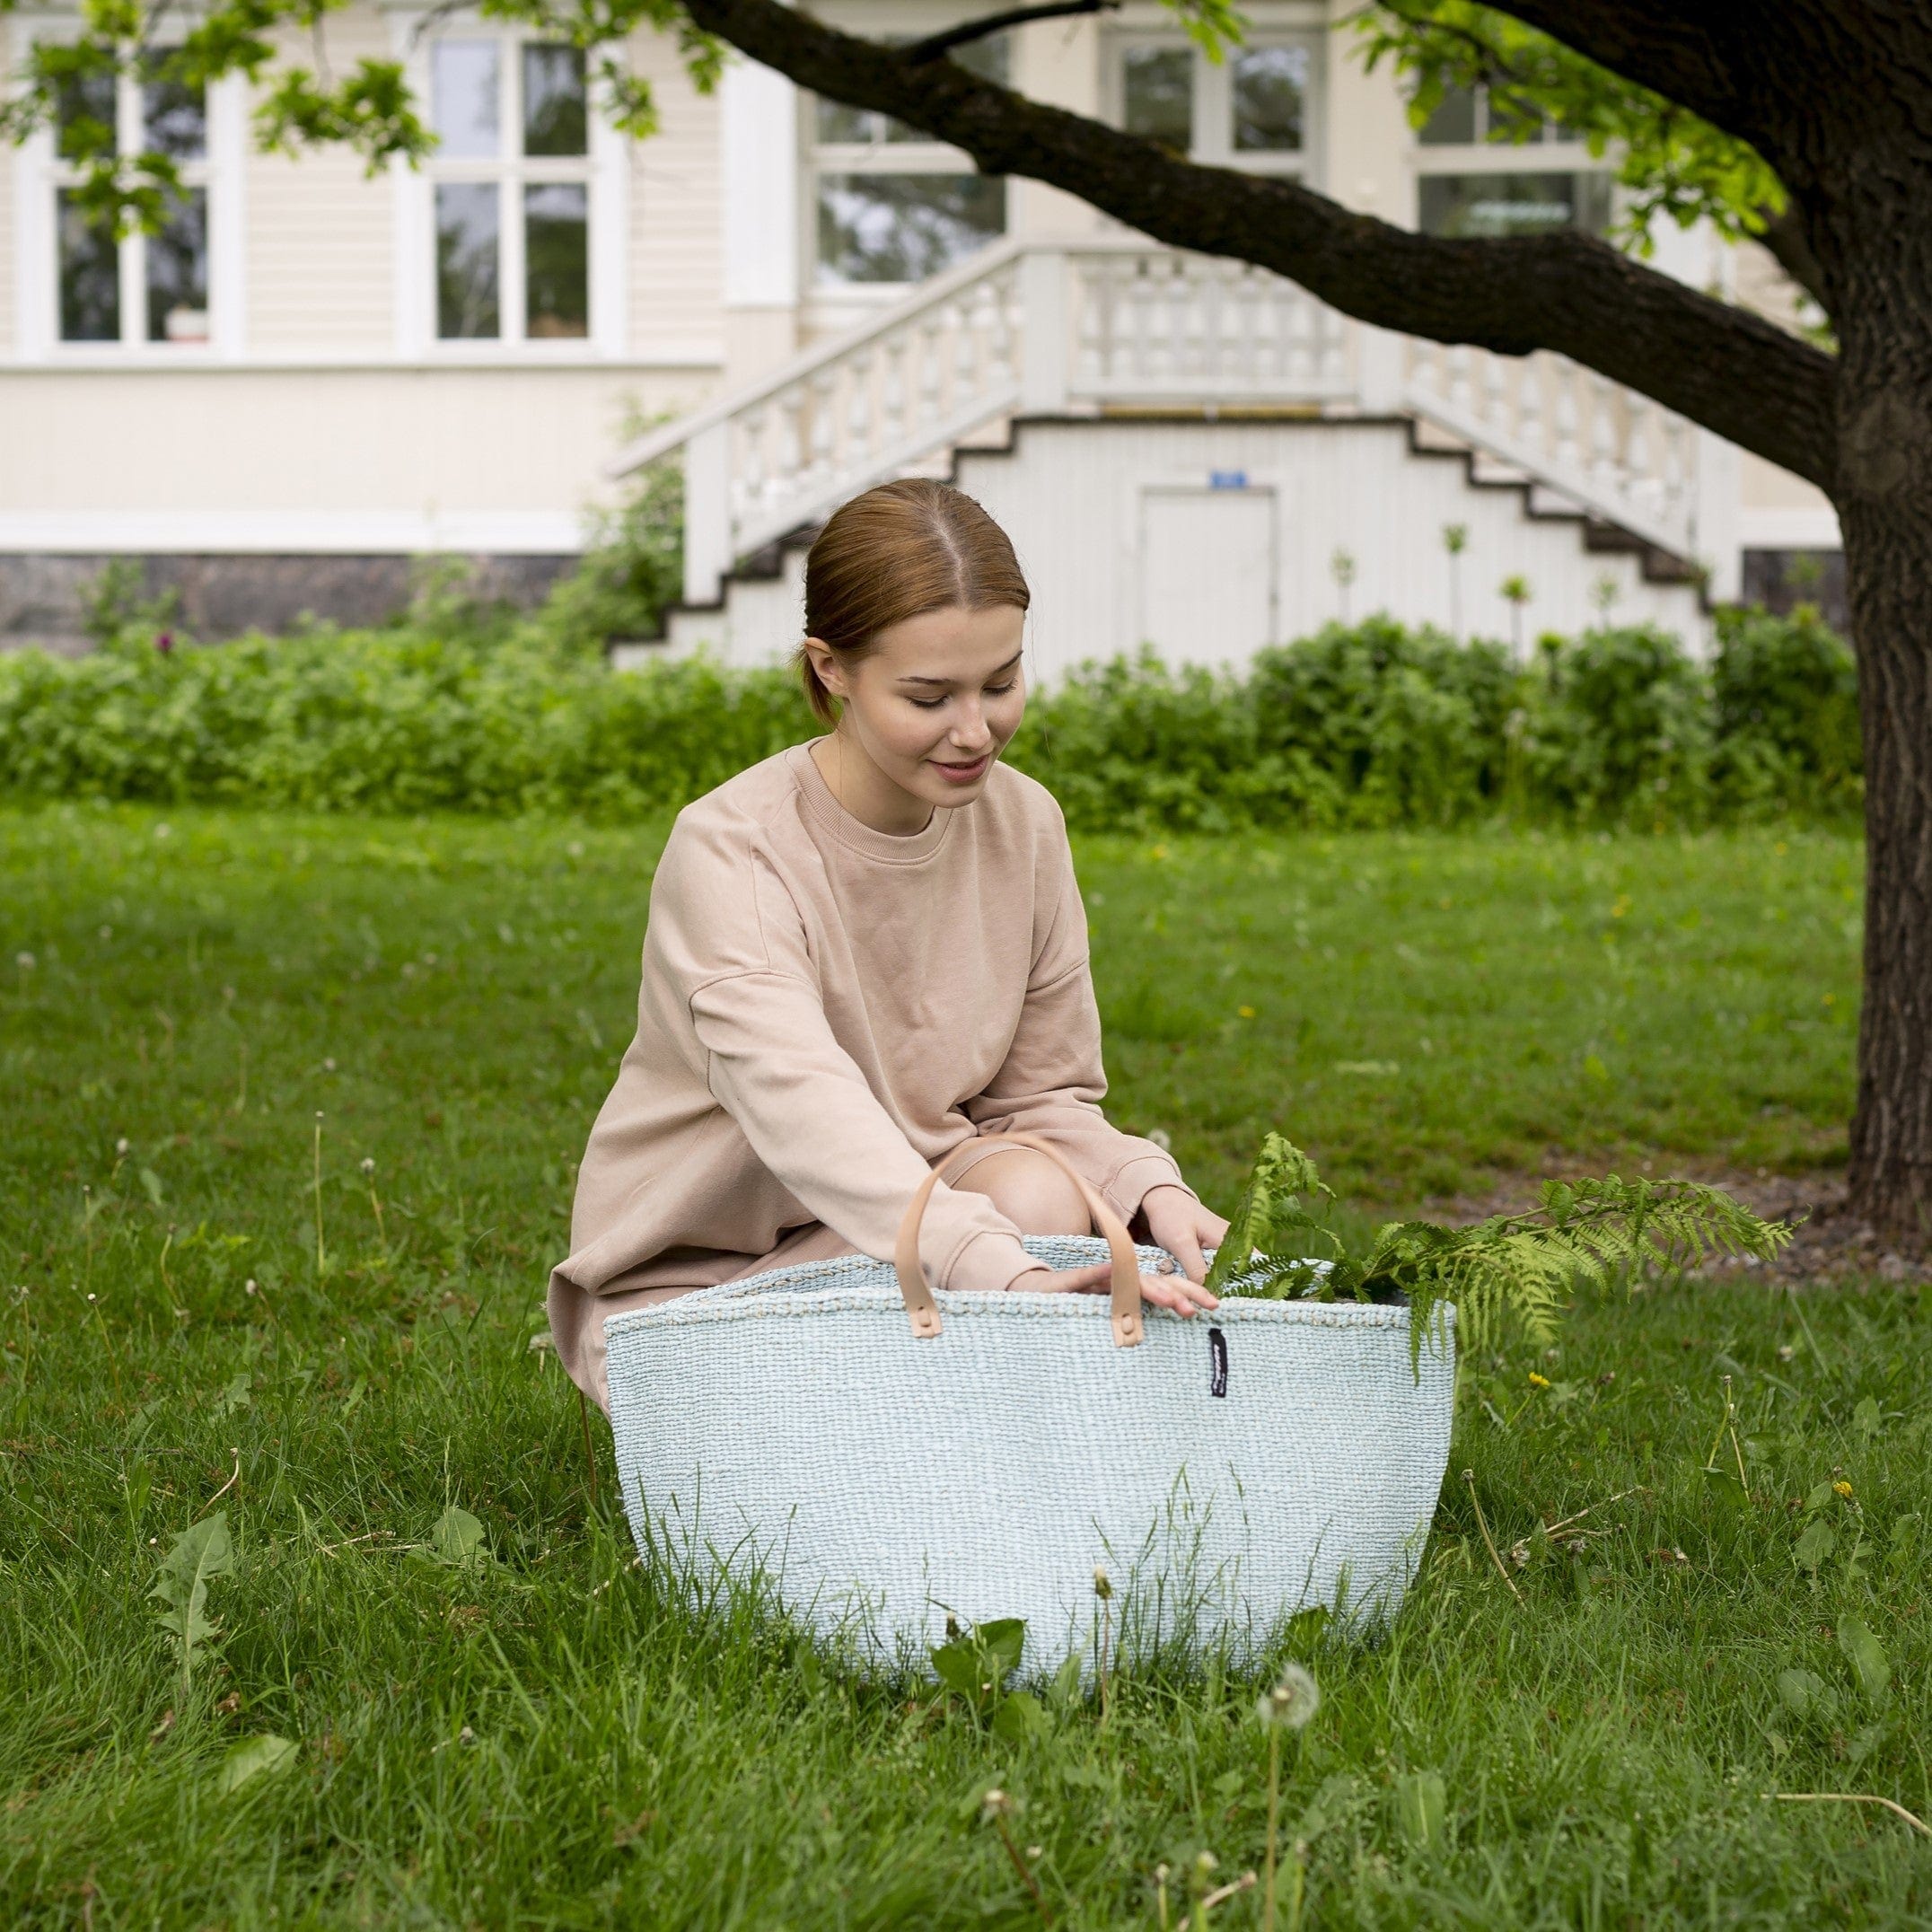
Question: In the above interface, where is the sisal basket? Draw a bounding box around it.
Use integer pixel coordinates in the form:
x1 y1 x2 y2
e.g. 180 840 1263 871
603 1134 1453 1677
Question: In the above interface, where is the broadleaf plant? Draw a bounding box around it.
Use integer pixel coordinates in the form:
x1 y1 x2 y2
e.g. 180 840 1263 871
151 1509 234 1694
1207 1134 1794 1364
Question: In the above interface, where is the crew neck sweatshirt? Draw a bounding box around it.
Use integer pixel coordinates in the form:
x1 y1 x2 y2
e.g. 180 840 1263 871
547 741 1188 1401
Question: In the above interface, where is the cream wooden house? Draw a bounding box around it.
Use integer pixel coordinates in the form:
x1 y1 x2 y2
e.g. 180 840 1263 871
0 2 1838 660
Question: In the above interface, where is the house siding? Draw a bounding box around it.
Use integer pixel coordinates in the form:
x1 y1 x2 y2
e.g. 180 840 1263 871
0 141 13 355
628 28 724 360
245 13 398 353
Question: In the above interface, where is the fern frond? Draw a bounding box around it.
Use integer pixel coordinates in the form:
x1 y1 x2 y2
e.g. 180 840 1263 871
1209 1135 1796 1372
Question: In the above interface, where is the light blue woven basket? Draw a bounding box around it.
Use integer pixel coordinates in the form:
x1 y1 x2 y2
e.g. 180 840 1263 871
603 1171 1455 1679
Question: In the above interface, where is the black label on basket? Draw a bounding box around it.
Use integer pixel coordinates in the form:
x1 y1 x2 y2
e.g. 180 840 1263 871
1208 1327 1228 1398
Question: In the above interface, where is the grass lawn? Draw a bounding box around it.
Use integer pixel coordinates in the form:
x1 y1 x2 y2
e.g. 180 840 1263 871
4 803 1928 1929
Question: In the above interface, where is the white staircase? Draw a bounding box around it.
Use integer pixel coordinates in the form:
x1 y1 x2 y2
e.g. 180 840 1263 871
609 236 1722 671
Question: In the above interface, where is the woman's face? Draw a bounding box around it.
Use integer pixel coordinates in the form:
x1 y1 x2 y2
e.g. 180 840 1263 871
808 603 1028 828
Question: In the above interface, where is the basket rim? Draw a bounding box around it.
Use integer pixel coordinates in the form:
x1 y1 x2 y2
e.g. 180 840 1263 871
604 1278 1457 1341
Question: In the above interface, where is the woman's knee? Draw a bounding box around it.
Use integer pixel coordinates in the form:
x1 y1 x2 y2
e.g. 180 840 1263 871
953 1148 1090 1237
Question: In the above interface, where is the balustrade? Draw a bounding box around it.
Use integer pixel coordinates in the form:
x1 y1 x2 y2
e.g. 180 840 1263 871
609 237 1699 608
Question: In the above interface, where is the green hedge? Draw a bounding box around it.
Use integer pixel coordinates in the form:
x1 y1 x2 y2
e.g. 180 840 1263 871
0 605 1860 830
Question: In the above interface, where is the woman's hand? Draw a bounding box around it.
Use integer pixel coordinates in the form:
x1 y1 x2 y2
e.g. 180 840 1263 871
1010 1253 1221 1319
1138 1185 1232 1288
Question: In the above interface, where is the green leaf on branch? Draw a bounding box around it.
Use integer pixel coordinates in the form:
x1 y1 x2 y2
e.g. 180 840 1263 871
1353 1 1788 255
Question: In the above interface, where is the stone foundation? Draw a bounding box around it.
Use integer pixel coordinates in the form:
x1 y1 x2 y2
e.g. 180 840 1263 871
0 552 578 654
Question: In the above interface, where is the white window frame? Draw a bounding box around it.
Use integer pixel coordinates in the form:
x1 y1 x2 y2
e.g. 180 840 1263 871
9 21 246 365
391 13 628 360
1104 27 1325 183
801 18 1012 302
1407 82 1610 235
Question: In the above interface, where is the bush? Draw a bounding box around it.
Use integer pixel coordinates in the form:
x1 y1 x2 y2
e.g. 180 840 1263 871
0 598 1861 832
1712 602 1862 818
1524 624 1715 827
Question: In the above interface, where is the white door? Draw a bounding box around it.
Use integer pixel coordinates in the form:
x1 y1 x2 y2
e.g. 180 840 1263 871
1137 486 1278 667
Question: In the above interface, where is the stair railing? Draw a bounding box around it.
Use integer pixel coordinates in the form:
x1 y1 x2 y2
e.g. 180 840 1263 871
610 238 1703 610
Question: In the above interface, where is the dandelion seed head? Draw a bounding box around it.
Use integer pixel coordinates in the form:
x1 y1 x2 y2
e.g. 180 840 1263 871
1093 1565 1112 1600
323 1058 337 1073
361 1157 375 1175
99 926 112 940
116 1138 130 1155
15 952 34 970
980 1787 1014 1819
1258 1661 1320 1729
245 1279 258 1295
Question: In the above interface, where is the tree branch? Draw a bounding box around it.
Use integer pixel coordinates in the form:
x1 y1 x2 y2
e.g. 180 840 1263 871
1481 0 1867 180
1474 1 1765 147
688 0 1838 495
906 0 1118 66
1754 201 1830 314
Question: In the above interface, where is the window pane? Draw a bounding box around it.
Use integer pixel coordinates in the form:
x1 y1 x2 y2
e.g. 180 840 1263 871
434 41 500 158
146 189 209 341
815 173 1006 285
57 70 119 163
1123 48 1192 154
525 182 588 338
1233 45 1306 153
1417 83 1477 145
142 60 206 160
436 181 500 338
1418 171 1611 239
523 44 586 156
58 190 120 341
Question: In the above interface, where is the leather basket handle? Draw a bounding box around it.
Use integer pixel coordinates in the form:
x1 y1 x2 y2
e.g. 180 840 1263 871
894 1132 1144 1348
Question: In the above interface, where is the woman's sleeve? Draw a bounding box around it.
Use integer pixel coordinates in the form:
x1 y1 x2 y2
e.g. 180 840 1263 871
963 836 1192 1224
681 849 1045 1295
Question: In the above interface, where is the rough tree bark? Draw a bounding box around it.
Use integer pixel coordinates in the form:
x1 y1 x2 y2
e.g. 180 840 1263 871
683 0 1932 1235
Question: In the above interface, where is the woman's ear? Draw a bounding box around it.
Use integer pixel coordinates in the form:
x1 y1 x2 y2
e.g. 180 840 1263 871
803 637 847 699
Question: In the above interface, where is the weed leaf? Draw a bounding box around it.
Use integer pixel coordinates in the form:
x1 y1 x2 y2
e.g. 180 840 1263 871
151 1512 233 1687
429 1506 487 1565
218 1733 298 1794
1836 1615 1891 1701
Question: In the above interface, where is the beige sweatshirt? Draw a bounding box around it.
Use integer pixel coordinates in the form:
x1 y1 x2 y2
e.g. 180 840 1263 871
547 742 1187 1401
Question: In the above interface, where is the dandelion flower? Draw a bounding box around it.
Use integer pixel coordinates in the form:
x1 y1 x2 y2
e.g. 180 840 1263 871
1528 1371 1551 1389
1256 1661 1320 1729
1833 1480 1854 1499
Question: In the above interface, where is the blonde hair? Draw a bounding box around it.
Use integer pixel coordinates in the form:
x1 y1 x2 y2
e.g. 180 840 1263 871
797 479 1031 724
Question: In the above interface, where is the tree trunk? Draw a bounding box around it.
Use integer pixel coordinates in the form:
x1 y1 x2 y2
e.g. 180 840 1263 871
1841 435 1932 1238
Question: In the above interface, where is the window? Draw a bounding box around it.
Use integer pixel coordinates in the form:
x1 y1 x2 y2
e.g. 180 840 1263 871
1113 35 1318 174
810 35 1008 286
428 39 591 340
53 59 211 346
1413 83 1610 240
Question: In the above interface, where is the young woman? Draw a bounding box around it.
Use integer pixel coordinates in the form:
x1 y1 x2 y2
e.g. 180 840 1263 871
549 479 1228 1409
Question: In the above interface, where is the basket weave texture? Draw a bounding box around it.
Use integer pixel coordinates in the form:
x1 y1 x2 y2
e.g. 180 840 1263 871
604 1234 1454 1675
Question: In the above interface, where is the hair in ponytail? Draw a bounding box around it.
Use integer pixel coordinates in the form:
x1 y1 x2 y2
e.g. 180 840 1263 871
796 479 1031 724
